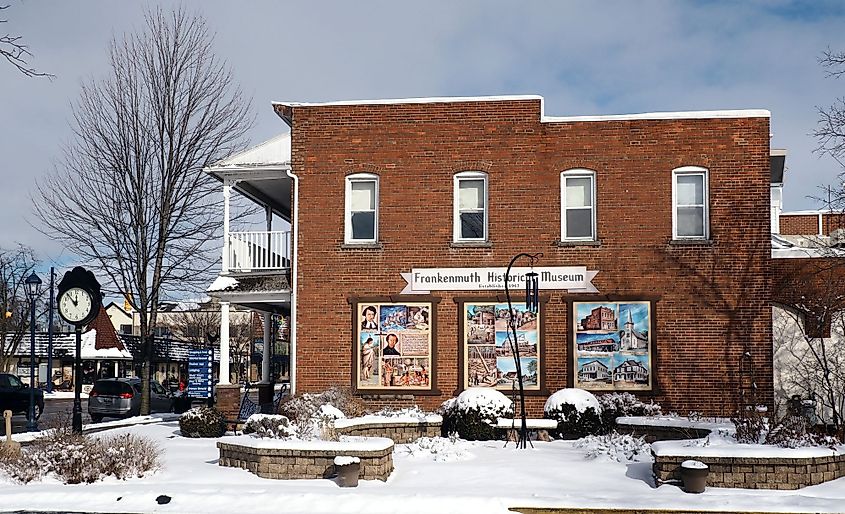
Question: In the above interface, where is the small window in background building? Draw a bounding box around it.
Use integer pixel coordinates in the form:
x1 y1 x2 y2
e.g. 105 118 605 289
120 324 133 335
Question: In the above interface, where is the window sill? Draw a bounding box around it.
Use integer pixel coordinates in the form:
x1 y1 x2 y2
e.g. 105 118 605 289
668 239 714 247
450 241 493 249
554 239 602 248
340 242 384 250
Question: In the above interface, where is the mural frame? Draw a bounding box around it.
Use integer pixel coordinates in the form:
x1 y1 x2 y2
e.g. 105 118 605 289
349 295 441 396
454 295 549 396
568 297 659 393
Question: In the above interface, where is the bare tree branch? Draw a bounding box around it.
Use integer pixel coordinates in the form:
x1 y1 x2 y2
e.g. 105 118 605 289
0 4 53 78
33 7 253 414
0 244 37 371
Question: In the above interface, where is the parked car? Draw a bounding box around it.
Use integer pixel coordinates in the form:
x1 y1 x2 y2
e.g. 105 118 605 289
0 372 44 419
87 378 173 422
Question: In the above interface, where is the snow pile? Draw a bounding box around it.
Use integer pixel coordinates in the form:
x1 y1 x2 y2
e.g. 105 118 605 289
573 432 651 462
598 392 661 418
333 456 360 466
545 388 601 414
681 459 708 469
401 436 473 462
319 404 345 420
455 388 513 419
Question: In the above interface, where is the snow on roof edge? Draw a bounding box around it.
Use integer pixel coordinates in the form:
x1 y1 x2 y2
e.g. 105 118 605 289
272 95 770 122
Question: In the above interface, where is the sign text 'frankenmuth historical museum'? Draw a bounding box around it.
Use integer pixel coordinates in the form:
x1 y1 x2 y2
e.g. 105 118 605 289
401 267 598 294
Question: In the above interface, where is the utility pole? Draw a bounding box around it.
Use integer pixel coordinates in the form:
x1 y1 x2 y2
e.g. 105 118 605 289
47 267 54 393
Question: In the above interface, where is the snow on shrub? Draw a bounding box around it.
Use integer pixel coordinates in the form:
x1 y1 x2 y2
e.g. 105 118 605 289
0 427 160 484
179 406 226 438
278 385 367 425
597 392 662 429
375 405 430 418
319 404 346 420
544 388 604 439
441 388 513 441
243 414 296 439
401 436 472 462
573 432 650 462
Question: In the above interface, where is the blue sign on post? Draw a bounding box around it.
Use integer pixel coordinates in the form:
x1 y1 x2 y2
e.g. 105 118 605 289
187 348 213 399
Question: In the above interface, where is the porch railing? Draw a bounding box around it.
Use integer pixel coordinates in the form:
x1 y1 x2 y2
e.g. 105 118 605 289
227 230 290 272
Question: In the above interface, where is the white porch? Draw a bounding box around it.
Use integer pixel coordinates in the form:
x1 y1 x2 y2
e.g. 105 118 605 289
204 133 295 387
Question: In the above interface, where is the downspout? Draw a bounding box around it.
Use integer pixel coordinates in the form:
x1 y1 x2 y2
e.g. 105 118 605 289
285 166 299 395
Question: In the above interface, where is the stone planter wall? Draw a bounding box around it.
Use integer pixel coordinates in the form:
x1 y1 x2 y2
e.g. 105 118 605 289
653 452 845 490
616 421 711 443
218 441 394 481
335 421 440 443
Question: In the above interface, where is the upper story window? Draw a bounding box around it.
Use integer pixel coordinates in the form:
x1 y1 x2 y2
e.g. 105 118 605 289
672 166 709 240
345 173 379 244
453 171 488 242
561 169 597 241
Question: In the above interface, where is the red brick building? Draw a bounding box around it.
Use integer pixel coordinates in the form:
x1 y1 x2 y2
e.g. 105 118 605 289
209 95 774 417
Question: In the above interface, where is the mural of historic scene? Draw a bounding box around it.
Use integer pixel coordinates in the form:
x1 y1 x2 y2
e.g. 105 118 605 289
464 302 541 390
358 332 380 386
355 302 432 390
576 303 618 332
466 304 495 344
572 301 652 391
496 356 538 388
576 332 620 353
576 356 612 385
467 345 497 386
612 354 649 385
495 330 538 357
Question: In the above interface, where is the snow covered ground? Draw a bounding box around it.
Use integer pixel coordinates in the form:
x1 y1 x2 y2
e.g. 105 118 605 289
3 421 845 513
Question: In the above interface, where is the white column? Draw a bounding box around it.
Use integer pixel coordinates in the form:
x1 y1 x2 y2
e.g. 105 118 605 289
223 180 231 272
261 312 272 383
219 301 230 385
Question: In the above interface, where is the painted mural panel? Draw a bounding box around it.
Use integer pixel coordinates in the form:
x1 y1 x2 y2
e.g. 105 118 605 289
463 302 540 390
573 301 653 391
355 302 432 390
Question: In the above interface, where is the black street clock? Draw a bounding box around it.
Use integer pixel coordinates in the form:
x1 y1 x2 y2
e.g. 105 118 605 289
57 267 102 327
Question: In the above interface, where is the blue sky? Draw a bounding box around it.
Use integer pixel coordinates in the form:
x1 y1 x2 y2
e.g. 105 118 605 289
3 0 845 280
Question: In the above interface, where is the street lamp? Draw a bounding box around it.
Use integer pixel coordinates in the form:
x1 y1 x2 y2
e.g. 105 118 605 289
24 271 43 432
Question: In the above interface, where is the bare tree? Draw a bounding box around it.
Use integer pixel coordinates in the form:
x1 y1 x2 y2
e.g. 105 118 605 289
0 3 51 78
0 245 37 371
773 259 845 435
34 7 252 414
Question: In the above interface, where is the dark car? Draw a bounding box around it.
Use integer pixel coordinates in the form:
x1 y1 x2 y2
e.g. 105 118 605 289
87 377 173 422
0 372 44 419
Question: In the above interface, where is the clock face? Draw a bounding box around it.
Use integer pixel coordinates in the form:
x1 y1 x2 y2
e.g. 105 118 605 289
58 287 94 324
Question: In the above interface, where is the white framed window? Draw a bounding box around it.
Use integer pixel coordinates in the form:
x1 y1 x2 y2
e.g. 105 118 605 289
672 166 709 240
561 169 597 240
453 171 488 242
345 173 379 243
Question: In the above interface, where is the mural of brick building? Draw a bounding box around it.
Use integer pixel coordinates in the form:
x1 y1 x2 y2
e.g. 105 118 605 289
581 306 617 331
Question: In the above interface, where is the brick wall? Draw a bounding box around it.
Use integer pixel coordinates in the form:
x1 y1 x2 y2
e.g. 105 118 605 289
286 98 772 416
780 213 845 236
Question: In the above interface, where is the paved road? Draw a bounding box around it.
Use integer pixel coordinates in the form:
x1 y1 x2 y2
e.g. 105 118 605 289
9 399 90 434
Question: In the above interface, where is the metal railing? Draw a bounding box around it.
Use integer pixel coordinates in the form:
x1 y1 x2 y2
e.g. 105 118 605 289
227 230 290 272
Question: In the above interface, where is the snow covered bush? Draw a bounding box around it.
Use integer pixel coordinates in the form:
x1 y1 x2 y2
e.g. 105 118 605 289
544 388 604 439
441 388 513 441
573 432 651 462
179 406 226 438
597 392 662 429
243 414 296 439
278 385 367 425
0 427 160 484
401 436 472 462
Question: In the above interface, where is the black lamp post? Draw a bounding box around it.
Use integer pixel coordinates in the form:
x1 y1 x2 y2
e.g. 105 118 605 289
24 271 43 432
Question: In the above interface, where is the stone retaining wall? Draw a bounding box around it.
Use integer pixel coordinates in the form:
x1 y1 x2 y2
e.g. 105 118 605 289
653 452 845 490
218 441 394 481
616 422 711 443
335 421 440 443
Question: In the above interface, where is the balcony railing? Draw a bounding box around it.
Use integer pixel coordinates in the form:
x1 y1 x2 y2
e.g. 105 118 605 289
227 230 290 272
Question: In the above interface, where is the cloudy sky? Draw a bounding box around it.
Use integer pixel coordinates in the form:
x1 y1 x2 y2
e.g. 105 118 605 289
2 0 845 268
